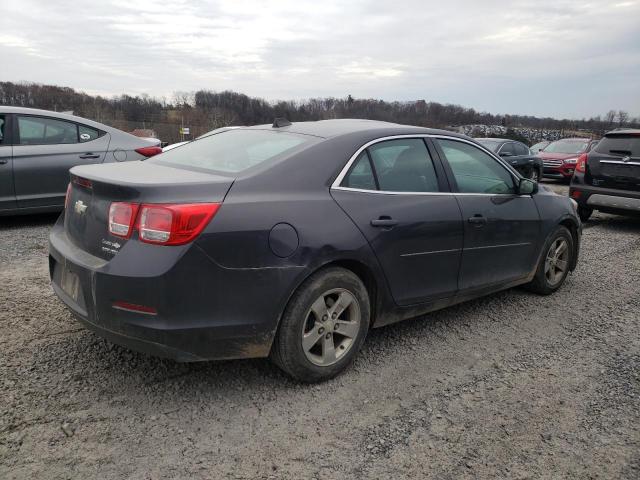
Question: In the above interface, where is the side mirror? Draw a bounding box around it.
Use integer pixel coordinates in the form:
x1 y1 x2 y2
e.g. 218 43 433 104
518 178 538 195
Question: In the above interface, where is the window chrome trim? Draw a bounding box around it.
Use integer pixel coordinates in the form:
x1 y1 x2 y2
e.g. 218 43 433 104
600 160 640 166
331 133 522 194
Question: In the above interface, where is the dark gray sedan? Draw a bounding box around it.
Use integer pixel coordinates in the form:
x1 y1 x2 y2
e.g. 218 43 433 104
0 107 161 215
475 138 543 181
50 120 581 382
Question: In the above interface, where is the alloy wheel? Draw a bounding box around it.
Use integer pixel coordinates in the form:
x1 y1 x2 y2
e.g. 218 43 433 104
544 238 569 286
301 288 361 366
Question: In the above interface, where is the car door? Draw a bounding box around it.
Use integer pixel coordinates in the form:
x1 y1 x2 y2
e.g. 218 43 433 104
434 138 540 292
12 115 110 208
0 113 17 211
331 137 463 306
497 142 522 170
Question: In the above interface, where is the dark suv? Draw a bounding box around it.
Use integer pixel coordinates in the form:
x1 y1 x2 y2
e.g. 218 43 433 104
569 129 640 221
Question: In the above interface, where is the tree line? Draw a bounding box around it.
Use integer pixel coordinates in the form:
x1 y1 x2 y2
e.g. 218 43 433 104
1 81 637 144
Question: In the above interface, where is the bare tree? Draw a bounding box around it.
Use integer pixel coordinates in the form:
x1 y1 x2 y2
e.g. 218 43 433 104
605 110 617 128
617 110 629 127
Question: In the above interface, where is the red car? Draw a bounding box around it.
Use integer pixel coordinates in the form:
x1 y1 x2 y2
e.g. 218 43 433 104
540 138 599 181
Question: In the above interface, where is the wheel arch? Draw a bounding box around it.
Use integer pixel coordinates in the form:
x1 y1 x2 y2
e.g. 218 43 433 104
269 256 384 357
558 217 580 271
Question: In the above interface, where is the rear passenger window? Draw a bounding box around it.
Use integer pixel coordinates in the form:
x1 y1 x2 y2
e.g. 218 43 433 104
438 139 516 194
0 115 5 144
18 116 78 145
79 125 100 142
343 152 376 190
368 139 439 192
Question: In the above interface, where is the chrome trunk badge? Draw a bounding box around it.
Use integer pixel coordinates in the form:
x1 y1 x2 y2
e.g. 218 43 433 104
74 200 88 214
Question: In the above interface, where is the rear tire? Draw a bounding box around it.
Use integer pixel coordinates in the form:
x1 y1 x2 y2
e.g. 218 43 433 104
578 206 593 222
526 226 574 295
271 267 370 382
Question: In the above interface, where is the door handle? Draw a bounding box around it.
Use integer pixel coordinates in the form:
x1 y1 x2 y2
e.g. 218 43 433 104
468 214 487 226
0 158 8 165
79 153 100 159
371 216 398 228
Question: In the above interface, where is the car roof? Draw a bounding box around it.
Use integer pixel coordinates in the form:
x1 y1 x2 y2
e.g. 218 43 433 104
0 106 103 125
605 128 640 136
552 137 592 142
475 137 510 143
243 118 464 140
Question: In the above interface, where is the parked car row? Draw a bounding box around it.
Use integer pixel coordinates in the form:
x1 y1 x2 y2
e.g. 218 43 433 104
0 107 162 215
3 106 636 382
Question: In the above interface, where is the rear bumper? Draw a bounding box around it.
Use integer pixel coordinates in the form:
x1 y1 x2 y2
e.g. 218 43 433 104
49 217 304 361
569 182 640 215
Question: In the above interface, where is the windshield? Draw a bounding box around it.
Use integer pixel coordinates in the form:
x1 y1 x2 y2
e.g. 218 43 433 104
595 135 640 158
530 142 548 152
151 129 315 173
475 140 501 152
544 140 589 155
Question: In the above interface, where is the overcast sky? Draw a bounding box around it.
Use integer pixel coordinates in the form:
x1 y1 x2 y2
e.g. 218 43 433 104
2 0 639 119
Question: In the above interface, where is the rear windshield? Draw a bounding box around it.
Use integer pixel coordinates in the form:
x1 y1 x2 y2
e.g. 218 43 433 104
544 140 589 154
595 135 640 158
151 129 315 173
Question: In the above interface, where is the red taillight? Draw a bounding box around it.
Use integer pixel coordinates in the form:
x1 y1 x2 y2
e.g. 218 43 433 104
575 153 588 173
112 301 157 315
570 190 582 199
138 203 220 245
135 146 163 158
64 183 72 209
108 202 139 238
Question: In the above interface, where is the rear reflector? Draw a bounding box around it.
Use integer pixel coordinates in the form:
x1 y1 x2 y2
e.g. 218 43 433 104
108 202 140 238
73 176 93 189
575 153 588 173
135 146 163 158
138 203 220 245
112 301 157 315
570 190 582 199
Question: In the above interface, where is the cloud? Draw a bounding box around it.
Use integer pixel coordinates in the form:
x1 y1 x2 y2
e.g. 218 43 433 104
1 0 639 118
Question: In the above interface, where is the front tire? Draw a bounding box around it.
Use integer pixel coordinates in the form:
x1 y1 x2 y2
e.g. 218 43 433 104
526 226 574 295
271 267 370 382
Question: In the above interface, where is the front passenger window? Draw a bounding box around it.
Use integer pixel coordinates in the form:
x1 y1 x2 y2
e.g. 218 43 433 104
438 139 516 194
0 115 5 144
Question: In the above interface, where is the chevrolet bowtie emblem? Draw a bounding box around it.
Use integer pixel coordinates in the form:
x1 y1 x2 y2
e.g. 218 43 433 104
74 200 88 214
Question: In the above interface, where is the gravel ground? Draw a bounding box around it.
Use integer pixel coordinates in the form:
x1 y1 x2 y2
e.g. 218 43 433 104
1 181 639 479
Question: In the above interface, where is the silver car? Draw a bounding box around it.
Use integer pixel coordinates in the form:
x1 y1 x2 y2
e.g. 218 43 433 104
0 107 161 215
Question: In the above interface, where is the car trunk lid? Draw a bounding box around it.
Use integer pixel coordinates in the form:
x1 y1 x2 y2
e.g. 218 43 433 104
64 161 234 260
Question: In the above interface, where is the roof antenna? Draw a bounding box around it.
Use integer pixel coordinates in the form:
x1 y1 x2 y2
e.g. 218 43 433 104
272 117 292 128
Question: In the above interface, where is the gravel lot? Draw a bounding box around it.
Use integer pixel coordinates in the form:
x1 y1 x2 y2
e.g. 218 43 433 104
1 181 639 479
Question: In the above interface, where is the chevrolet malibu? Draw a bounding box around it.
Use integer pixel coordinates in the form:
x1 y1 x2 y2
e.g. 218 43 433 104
49 119 581 382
